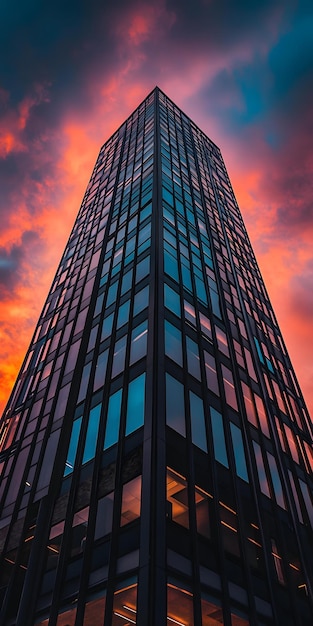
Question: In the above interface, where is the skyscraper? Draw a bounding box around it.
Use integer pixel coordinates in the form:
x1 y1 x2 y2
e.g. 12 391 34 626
0 86 312 626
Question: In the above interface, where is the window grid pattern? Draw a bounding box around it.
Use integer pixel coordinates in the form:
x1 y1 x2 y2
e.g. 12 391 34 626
0 88 312 626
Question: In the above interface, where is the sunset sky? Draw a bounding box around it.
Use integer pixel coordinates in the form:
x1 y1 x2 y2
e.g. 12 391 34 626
0 0 312 417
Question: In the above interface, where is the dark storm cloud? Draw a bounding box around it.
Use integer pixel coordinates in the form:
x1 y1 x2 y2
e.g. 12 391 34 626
166 0 285 51
0 230 40 297
0 0 121 124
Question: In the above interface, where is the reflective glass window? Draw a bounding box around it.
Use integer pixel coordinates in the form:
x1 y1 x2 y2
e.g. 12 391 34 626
267 451 286 509
204 351 219 396
166 373 185 437
230 423 249 482
184 300 196 326
254 393 270 437
241 382 257 427
164 283 180 317
189 391 207 452
299 479 313 526
101 313 114 341
284 424 300 464
253 441 270 498
112 335 127 378
186 337 201 380
64 416 82 476
95 492 114 539
136 255 150 283
210 407 228 467
199 313 212 340
121 268 133 295
117 300 130 329
125 373 146 436
216 326 229 357
130 321 148 365
83 403 101 464
93 349 108 391
165 320 183 366
222 365 238 411
133 285 149 316
106 281 118 308
164 250 179 282
104 389 122 449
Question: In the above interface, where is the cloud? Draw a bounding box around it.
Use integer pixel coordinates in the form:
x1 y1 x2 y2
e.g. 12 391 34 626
0 0 312 419
0 234 32 296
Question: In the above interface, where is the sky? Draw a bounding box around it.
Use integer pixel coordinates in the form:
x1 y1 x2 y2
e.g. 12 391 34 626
0 0 312 418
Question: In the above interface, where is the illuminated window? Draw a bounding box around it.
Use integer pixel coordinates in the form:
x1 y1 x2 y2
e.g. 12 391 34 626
82 594 107 625
112 580 137 625
231 612 250 626
167 582 193 625
201 594 224 625
195 486 211 539
166 468 189 529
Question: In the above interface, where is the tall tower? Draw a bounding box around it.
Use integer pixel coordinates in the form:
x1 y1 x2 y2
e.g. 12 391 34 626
0 87 312 626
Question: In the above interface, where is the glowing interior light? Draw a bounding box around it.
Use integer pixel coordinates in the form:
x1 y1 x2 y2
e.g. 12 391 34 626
247 537 262 548
114 611 136 624
221 520 237 533
123 605 137 613
289 562 300 571
167 616 187 626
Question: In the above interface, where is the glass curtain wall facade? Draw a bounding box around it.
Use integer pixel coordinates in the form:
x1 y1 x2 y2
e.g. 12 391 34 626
0 87 313 626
